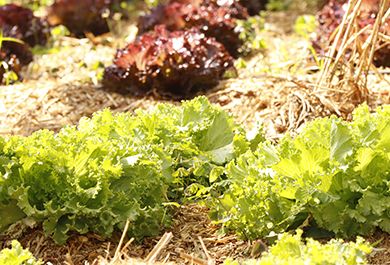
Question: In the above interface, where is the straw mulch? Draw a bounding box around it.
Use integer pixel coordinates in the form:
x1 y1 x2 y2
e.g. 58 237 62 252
1 203 389 265
0 204 249 265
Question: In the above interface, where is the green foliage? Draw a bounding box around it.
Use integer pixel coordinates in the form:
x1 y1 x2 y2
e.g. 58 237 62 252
144 0 159 8
2 97 386 246
224 230 372 265
0 241 42 265
0 31 25 85
211 104 390 239
0 97 254 244
1 68 19 85
294 15 317 39
265 0 324 12
0 1 54 11
237 15 266 56
266 0 291 11
0 201 26 232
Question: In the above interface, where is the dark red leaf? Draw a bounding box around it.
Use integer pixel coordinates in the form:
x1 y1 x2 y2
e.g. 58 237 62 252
0 4 49 47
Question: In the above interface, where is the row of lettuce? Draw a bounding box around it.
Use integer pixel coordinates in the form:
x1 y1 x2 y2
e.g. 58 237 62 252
0 97 252 244
0 97 389 261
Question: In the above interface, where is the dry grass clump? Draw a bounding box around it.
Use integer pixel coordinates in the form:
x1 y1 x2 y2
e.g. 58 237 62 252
93 222 175 265
92 204 249 265
316 0 390 114
0 205 249 265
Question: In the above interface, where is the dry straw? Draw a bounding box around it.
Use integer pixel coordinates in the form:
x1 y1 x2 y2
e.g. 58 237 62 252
316 0 390 114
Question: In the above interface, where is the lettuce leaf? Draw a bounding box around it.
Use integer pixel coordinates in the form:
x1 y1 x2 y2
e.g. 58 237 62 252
0 240 42 265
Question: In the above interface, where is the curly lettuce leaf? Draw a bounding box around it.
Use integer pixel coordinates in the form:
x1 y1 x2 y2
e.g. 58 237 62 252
0 240 42 265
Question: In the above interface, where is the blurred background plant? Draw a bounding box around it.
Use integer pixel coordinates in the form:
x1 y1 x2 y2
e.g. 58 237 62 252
237 14 267 56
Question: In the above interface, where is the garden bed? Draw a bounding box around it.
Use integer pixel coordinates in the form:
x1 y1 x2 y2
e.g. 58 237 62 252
0 2 389 264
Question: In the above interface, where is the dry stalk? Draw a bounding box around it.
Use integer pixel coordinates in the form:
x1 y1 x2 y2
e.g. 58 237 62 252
179 251 209 265
315 0 388 114
144 232 173 263
93 221 174 265
198 236 215 265
113 220 130 260
317 0 358 88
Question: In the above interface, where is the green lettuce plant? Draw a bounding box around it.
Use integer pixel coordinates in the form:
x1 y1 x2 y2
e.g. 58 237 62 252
212 104 390 239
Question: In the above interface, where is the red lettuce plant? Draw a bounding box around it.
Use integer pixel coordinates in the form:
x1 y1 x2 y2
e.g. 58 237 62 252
137 0 249 57
0 4 49 47
103 26 233 97
0 4 49 84
313 0 389 67
47 0 121 37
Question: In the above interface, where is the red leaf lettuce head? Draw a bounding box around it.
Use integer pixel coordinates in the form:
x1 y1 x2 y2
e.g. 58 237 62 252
103 25 234 98
0 4 49 84
0 4 49 47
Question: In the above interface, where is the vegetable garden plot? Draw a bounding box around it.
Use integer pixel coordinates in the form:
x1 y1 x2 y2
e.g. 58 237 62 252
211 104 390 239
1 13 388 137
0 0 389 136
0 0 389 264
